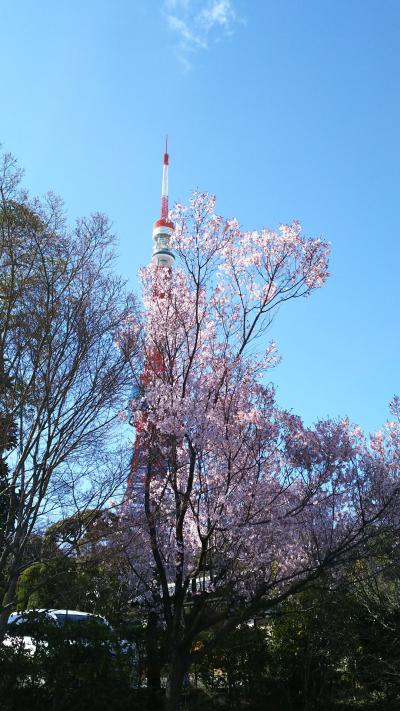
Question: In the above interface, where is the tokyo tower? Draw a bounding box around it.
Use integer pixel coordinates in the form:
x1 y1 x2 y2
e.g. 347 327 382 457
126 139 174 499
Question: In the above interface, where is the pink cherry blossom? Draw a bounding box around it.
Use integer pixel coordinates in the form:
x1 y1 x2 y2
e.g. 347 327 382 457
116 192 398 710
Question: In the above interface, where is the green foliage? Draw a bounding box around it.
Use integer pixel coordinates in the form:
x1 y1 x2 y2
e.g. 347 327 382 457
9 516 400 710
0 614 142 711
15 556 120 616
268 585 352 710
44 510 103 550
196 624 271 701
15 563 51 610
181 570 400 710
15 513 133 620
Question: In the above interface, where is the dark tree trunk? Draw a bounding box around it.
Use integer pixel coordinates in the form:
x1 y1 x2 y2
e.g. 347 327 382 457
0 565 19 642
165 648 189 711
146 610 162 709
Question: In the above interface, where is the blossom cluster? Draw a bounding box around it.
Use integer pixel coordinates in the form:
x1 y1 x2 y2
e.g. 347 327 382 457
121 192 398 609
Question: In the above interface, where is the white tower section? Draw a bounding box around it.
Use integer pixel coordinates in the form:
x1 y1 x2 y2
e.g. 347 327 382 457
152 140 175 267
152 221 174 267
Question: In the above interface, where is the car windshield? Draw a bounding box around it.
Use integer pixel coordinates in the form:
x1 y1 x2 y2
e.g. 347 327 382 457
6 611 52 631
7 614 26 627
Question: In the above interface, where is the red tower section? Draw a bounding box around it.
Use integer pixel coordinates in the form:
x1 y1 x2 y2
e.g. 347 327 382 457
126 140 174 500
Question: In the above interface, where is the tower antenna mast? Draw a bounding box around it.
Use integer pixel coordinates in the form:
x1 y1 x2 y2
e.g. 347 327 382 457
152 136 175 268
160 134 169 220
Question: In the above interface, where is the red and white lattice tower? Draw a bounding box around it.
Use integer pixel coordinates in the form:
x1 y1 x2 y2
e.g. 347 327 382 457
126 139 174 499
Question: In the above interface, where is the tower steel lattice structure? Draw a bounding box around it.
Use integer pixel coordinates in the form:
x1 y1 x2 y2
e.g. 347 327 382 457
126 140 175 499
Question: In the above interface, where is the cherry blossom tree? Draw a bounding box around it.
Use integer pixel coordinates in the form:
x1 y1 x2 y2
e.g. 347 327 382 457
121 192 399 710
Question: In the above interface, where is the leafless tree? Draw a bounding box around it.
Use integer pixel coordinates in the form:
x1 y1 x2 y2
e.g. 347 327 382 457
0 151 138 639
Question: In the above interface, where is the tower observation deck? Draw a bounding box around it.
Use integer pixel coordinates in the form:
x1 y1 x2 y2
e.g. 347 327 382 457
152 137 175 268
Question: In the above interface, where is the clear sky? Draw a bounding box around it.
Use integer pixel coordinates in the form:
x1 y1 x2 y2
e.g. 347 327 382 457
0 0 399 434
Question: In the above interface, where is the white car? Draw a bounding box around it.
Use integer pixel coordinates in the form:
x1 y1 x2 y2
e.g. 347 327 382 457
4 609 111 654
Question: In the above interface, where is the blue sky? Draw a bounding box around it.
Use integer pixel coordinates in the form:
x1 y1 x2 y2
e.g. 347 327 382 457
0 0 399 434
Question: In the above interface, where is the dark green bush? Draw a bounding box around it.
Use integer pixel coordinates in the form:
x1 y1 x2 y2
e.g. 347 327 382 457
0 615 142 711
